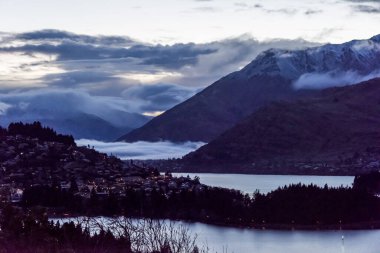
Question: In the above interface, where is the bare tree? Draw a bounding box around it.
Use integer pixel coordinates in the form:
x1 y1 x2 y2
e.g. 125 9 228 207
71 216 209 253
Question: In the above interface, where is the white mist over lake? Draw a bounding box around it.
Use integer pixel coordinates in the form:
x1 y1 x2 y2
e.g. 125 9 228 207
75 139 205 160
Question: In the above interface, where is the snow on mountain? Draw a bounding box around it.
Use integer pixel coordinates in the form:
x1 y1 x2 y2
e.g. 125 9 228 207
240 35 380 84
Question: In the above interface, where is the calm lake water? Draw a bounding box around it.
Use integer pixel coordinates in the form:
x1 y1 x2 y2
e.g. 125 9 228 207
187 222 380 253
172 173 354 194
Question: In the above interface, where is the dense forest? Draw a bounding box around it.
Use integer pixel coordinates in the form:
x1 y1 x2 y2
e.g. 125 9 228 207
22 179 380 229
354 171 380 194
3 121 75 145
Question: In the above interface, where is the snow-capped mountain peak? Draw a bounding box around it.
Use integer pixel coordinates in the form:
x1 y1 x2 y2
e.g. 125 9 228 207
370 34 380 42
240 35 380 83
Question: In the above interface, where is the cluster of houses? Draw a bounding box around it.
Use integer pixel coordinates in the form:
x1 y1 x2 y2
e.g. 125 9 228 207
0 134 205 203
281 149 380 175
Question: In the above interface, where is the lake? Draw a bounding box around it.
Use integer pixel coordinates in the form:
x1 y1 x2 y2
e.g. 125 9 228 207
54 217 380 253
187 222 380 253
172 173 354 194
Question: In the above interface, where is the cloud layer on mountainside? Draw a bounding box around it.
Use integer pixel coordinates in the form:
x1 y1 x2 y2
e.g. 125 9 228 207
76 139 205 160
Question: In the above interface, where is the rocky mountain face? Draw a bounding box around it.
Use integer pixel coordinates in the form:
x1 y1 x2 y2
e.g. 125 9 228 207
119 75 310 142
120 35 380 143
182 78 380 175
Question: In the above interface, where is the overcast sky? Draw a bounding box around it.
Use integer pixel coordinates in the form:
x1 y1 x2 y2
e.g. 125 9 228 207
1 0 380 44
0 0 379 129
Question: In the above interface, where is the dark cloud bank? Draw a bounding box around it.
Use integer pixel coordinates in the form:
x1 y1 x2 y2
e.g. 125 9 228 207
344 0 380 13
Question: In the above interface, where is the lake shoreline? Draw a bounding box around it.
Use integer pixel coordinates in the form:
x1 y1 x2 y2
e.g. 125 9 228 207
171 173 353 194
49 213 380 231
142 159 366 176
166 169 358 176
170 171 355 177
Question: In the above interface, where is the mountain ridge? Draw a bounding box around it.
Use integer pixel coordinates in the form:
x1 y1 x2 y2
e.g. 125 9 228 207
120 35 380 143
181 78 380 174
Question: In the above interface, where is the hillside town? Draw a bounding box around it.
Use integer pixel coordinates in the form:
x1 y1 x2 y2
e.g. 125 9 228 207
0 123 205 205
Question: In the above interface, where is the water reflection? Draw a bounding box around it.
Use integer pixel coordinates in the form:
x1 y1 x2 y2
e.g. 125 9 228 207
188 222 380 253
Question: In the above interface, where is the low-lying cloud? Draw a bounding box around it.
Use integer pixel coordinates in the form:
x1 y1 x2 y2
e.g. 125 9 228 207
0 85 199 140
76 139 205 160
0 89 142 124
121 84 198 112
293 70 380 89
